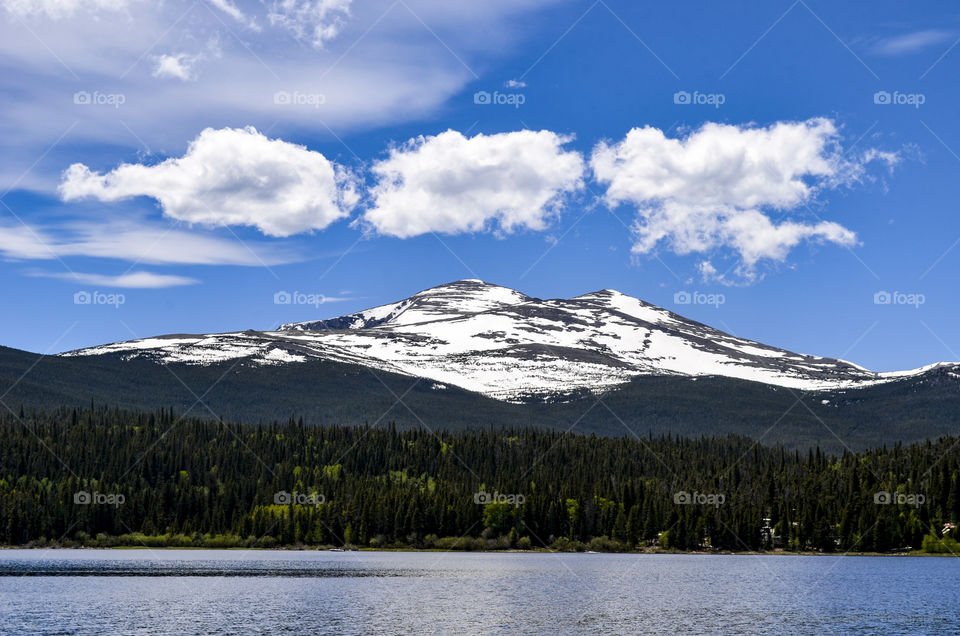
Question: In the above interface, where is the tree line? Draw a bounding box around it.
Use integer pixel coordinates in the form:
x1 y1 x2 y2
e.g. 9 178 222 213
1 405 959 553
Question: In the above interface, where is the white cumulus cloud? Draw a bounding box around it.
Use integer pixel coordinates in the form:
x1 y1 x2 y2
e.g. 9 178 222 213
591 118 893 281
363 129 585 238
152 40 220 81
59 126 359 237
152 53 199 81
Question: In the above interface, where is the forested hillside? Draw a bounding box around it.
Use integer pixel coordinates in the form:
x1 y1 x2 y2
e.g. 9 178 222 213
2 406 959 553
3 345 960 452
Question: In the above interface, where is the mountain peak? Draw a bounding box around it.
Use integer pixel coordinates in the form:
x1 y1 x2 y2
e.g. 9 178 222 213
67 279 947 403
279 279 530 332
415 278 512 293
577 288 625 298
405 279 530 317
415 278 497 293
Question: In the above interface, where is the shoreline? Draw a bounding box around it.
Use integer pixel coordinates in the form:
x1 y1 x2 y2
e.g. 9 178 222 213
1 545 951 557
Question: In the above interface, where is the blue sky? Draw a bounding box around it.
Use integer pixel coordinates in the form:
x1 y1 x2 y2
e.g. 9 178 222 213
0 0 958 373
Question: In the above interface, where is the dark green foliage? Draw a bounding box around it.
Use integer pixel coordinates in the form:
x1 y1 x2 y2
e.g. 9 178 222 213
1 405 959 552
2 346 960 452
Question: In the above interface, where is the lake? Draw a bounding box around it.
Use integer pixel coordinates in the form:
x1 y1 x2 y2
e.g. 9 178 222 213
0 550 957 634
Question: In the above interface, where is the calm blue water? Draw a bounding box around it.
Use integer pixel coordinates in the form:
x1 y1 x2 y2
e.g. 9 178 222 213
0 550 957 634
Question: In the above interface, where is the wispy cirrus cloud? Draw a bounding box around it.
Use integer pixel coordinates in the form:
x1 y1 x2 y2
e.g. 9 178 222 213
30 269 199 288
0 219 302 266
1 0 136 19
869 29 953 56
206 0 247 23
0 0 563 193
266 0 353 49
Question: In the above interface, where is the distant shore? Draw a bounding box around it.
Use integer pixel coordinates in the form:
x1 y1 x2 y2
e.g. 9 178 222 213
1 545 952 557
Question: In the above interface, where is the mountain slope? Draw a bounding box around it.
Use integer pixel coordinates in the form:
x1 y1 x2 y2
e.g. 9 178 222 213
1 278 952 451
63 279 940 401
3 344 960 451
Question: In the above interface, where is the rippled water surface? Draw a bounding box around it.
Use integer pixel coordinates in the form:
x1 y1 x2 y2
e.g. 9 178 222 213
1 550 958 634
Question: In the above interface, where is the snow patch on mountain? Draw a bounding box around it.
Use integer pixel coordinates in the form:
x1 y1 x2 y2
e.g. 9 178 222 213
62 279 955 402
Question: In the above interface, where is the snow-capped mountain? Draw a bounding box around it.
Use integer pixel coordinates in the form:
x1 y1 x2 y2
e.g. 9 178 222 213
62 279 952 402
